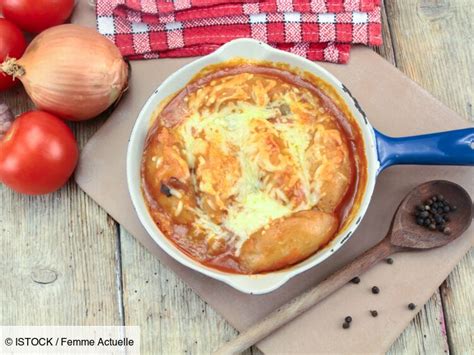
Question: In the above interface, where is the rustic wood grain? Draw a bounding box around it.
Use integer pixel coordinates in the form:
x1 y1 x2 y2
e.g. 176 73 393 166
385 0 473 122
375 4 449 354
368 2 457 354
440 250 474 354
384 1 473 354
389 292 450 355
118 227 255 355
0 87 122 326
371 0 396 65
0 0 471 353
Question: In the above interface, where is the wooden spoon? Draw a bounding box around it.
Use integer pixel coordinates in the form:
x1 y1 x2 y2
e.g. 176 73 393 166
215 180 472 355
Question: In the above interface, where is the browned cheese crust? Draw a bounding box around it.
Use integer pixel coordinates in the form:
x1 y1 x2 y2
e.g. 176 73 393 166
141 60 366 274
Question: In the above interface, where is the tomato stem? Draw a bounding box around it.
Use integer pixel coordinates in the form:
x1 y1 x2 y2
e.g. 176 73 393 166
0 58 25 79
0 103 14 140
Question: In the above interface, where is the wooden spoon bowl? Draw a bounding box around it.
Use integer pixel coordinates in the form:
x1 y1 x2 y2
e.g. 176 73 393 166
391 180 472 249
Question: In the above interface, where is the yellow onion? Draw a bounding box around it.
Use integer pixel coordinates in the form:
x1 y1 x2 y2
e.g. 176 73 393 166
1 24 128 121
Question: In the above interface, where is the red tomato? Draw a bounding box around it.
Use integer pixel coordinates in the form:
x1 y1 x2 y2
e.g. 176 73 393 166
0 18 26 91
0 111 79 195
1 0 75 33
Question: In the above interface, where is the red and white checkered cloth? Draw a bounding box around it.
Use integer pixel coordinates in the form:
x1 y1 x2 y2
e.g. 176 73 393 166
96 0 382 63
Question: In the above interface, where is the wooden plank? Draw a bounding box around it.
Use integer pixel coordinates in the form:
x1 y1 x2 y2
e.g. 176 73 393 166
0 88 122 326
440 250 474 354
388 293 449 355
384 0 473 353
371 0 397 65
385 0 473 121
119 227 256 354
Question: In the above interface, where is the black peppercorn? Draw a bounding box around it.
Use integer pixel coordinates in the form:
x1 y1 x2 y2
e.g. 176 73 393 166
370 310 378 317
408 303 416 310
413 194 456 234
342 322 350 329
350 277 360 284
386 258 394 264
345 316 352 323
371 286 380 294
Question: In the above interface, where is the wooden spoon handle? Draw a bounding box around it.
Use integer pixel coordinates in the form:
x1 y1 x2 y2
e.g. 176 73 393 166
214 237 399 355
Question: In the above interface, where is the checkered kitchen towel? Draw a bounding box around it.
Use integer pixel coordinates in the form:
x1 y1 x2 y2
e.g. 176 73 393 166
96 0 382 63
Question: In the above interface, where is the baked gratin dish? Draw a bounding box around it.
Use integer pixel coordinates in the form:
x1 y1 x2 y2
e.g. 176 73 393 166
141 59 367 274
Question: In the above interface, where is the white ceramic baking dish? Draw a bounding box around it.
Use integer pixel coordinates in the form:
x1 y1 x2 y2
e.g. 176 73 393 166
127 39 474 294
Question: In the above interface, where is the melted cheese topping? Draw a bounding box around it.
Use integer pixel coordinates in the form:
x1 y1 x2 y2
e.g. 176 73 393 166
143 68 353 264
174 73 336 253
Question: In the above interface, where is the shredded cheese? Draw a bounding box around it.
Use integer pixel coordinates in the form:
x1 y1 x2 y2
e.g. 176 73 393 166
170 72 342 253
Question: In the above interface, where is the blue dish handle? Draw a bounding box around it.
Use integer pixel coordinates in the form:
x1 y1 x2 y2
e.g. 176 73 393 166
375 128 474 172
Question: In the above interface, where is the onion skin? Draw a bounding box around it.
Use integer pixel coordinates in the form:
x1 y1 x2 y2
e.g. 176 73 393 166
7 24 129 121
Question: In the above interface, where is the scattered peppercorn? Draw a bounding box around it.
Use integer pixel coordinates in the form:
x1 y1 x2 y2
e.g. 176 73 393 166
345 316 352 323
371 286 380 294
350 277 360 284
408 303 416 310
342 322 350 329
370 310 378 317
386 258 394 264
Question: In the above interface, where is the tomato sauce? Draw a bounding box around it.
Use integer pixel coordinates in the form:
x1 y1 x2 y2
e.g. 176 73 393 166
141 59 367 274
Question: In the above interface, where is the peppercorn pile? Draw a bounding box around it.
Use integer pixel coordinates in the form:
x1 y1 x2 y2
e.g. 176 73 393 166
414 194 456 235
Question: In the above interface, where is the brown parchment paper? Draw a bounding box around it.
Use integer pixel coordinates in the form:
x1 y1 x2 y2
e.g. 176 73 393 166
73 3 473 354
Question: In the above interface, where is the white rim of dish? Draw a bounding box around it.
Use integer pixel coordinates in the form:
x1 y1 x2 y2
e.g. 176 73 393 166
127 39 379 294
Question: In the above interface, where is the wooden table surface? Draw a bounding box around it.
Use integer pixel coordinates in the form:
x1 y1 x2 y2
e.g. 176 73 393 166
0 1 472 354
